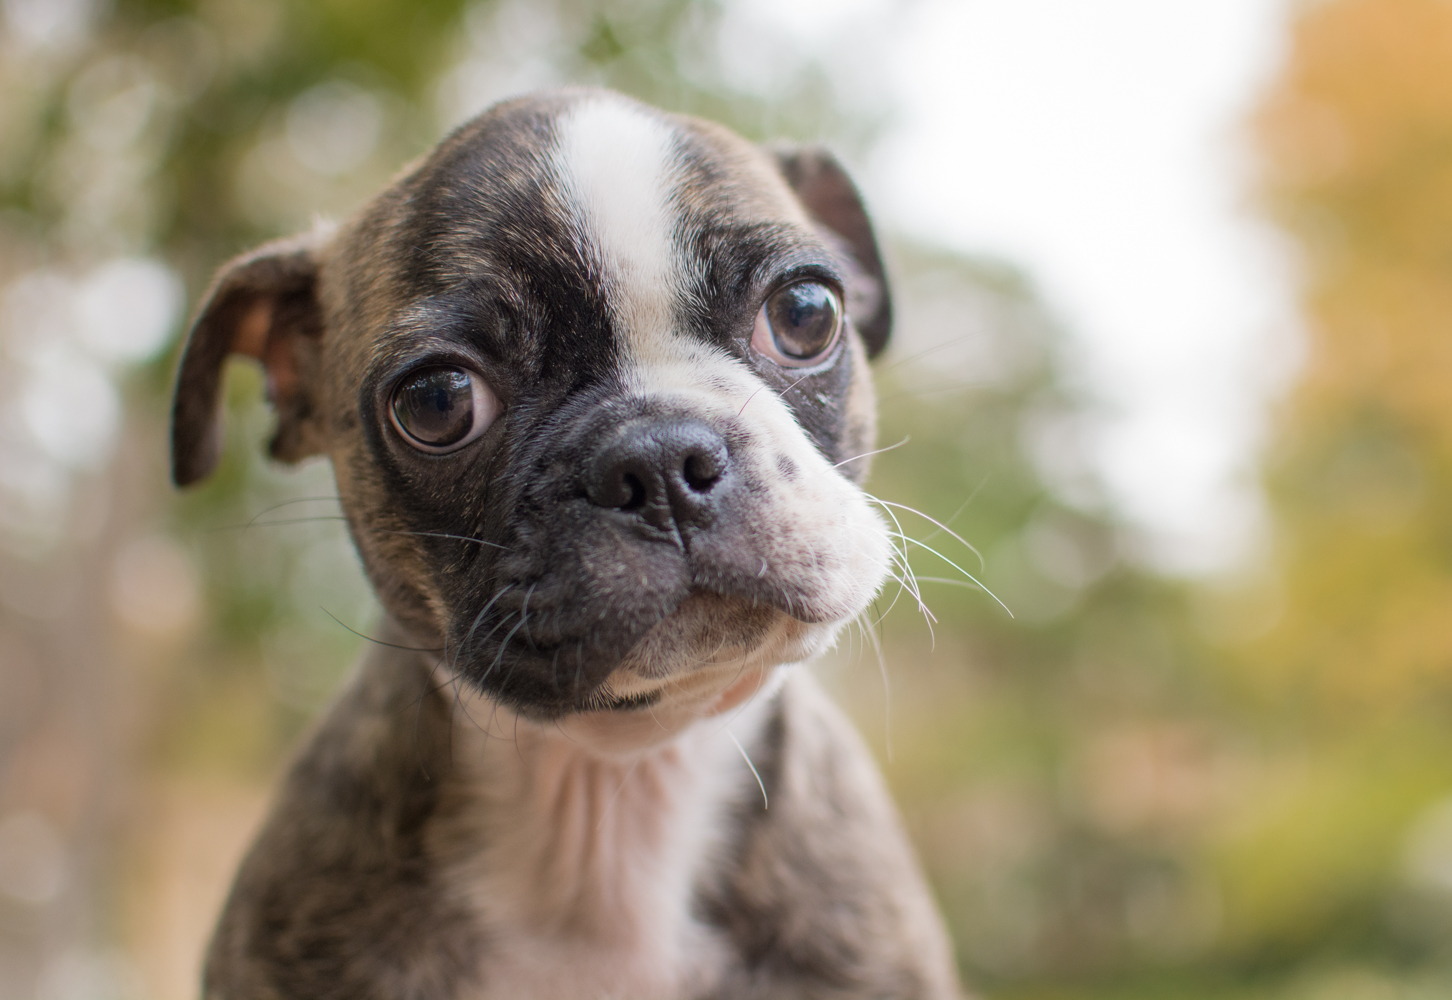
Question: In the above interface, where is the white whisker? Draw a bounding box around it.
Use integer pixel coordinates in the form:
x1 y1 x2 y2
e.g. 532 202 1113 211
868 496 986 570
832 435 911 470
727 729 768 811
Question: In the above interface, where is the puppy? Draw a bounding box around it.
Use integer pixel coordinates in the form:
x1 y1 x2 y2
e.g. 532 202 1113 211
172 89 962 1000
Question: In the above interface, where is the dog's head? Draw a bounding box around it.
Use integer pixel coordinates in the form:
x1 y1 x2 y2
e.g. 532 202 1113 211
172 90 893 724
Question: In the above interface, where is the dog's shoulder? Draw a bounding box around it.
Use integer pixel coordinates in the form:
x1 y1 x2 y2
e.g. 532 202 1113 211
204 644 479 1000
702 672 964 999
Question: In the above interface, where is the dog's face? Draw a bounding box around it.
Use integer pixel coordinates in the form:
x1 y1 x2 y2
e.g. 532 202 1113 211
172 90 893 723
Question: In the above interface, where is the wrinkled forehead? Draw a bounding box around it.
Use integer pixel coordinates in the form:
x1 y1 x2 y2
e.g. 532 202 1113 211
382 93 822 328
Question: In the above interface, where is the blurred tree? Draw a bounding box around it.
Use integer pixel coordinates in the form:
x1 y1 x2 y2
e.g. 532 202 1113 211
1193 0 1452 982
1251 0 1452 717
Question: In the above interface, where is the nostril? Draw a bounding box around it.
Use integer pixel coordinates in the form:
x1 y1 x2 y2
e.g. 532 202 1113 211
586 460 654 510
583 417 729 526
682 452 722 493
620 472 648 510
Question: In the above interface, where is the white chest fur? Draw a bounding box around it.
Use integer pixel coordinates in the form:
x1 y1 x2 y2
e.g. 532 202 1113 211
436 697 769 1000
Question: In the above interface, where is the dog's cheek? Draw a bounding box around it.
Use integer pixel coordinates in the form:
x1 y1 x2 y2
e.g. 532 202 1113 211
751 331 874 479
838 331 879 485
331 442 452 637
729 375 892 620
309 300 455 636
757 465 892 620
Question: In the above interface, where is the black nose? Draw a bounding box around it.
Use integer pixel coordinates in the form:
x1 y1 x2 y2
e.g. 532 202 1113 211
584 418 730 534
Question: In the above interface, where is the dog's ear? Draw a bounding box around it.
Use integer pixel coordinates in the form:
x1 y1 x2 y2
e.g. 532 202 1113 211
771 146 891 358
171 233 329 487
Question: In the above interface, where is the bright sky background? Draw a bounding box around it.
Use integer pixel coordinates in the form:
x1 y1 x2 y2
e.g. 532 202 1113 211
745 0 1297 574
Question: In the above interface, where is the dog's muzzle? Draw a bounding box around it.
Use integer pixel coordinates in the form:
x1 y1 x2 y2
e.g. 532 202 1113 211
584 417 732 541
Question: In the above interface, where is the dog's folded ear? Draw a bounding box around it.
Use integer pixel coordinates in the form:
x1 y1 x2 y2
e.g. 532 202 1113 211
171 233 329 487
771 146 891 358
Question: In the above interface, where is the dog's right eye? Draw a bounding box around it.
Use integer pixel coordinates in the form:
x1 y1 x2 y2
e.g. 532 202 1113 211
390 367 499 453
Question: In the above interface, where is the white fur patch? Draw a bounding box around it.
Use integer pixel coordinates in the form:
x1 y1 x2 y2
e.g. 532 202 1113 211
443 693 772 1000
550 96 687 361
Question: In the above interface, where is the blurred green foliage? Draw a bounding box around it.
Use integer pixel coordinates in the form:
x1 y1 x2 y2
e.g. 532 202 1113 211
5 0 1452 998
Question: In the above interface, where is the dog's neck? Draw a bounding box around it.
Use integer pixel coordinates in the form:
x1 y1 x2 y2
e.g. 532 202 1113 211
429 666 774 999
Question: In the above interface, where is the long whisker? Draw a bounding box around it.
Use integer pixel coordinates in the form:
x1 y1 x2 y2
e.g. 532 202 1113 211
876 382 984 405
885 530 1012 618
861 500 935 633
840 518 921 627
858 600 893 760
595 755 646 832
221 515 350 532
484 616 527 687
880 334 976 373
377 529 510 551
319 608 444 652
728 729 768 811
243 496 342 530
454 585 514 673
832 435 911 470
450 668 490 737
230 516 511 553
738 370 816 418
919 476 990 546
548 646 563 695
868 496 986 570
470 604 521 663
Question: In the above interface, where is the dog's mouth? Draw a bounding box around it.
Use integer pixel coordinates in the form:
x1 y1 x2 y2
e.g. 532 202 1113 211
514 590 821 725
446 583 835 720
579 687 663 713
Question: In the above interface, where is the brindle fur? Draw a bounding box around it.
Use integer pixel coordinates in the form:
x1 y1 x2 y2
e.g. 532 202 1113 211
175 90 963 999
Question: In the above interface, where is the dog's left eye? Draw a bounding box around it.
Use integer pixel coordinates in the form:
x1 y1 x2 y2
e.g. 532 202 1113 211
390 367 499 453
751 281 843 368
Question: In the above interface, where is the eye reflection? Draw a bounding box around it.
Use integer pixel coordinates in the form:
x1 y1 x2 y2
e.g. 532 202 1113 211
390 367 498 453
752 281 843 367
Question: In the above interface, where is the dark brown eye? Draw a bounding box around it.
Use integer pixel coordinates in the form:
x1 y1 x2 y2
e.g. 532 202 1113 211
751 281 843 367
389 367 499 453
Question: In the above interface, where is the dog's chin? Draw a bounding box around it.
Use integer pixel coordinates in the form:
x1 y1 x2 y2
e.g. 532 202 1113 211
459 588 846 735
527 593 840 756
611 590 817 679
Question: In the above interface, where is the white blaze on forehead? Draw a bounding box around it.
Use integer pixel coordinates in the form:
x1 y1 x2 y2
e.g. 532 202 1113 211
548 98 892 638
550 97 689 359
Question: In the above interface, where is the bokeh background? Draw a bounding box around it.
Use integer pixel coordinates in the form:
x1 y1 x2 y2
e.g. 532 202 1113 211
2 0 1452 997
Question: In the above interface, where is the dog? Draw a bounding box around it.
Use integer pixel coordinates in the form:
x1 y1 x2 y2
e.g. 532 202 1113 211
171 88 963 1000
